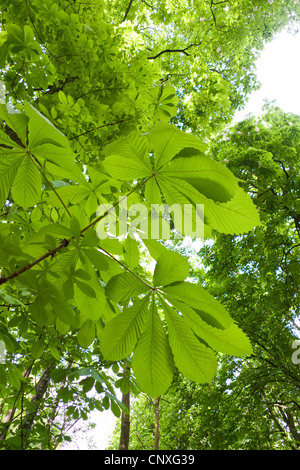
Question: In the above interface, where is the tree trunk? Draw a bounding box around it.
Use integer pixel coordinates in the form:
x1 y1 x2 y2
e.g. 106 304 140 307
21 369 50 438
119 364 130 450
154 397 160 450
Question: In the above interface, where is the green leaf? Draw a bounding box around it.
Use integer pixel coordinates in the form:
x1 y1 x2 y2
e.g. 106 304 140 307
0 152 25 208
56 318 69 335
24 101 70 148
84 248 109 271
77 320 95 348
32 143 75 172
153 251 190 287
69 216 81 241
0 127 23 148
161 298 217 384
148 122 206 170
0 364 7 387
49 343 61 361
74 256 108 321
100 296 150 361
0 104 28 144
102 154 152 181
132 298 174 397
38 280 77 326
154 85 179 121
162 281 233 329
159 154 238 203
6 24 41 58
202 186 262 235
102 130 151 166
157 173 259 236
123 236 140 269
110 399 121 418
74 283 106 321
11 155 42 208
90 368 105 384
142 239 169 261
99 238 124 255
47 184 91 208
26 223 72 244
31 339 46 359
7 363 22 389
105 272 150 303
144 177 162 204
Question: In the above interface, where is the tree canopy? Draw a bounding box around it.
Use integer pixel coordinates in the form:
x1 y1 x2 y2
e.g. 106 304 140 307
0 0 299 450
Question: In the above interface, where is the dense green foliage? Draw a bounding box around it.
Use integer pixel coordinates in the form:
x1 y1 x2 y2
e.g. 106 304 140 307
109 106 300 450
0 0 299 450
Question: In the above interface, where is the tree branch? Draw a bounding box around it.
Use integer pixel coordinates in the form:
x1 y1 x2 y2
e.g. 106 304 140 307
148 49 191 60
69 116 134 140
148 42 202 60
123 0 134 22
0 239 70 286
0 176 154 286
211 0 229 5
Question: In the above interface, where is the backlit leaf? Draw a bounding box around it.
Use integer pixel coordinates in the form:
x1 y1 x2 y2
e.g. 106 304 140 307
153 250 190 287
161 298 217 383
132 298 174 396
105 272 150 302
11 155 42 208
100 296 150 360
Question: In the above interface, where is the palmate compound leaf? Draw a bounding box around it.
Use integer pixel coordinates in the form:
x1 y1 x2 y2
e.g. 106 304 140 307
101 123 260 237
100 295 150 361
0 102 77 210
31 280 77 326
132 297 174 397
101 268 252 395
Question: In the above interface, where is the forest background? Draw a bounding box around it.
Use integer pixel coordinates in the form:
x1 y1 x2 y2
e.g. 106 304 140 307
0 0 299 451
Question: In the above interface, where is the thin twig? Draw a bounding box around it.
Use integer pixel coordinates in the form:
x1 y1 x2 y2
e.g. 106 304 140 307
123 0 134 22
29 153 72 218
148 42 202 60
99 246 153 291
24 0 58 62
69 117 134 140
